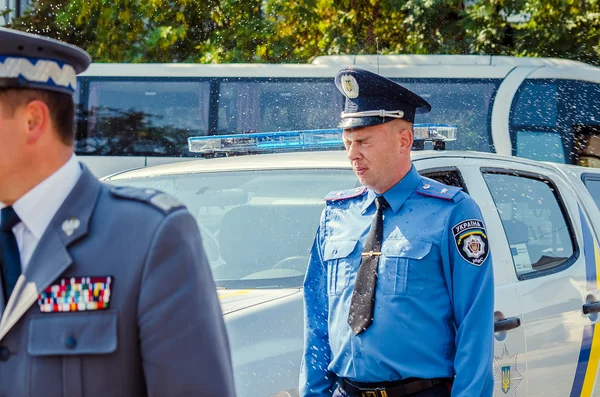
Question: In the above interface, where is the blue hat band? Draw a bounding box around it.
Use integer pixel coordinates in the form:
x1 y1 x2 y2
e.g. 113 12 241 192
0 56 76 93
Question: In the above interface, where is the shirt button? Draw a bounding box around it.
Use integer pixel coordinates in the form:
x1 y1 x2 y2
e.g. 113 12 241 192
0 346 9 361
355 352 361 357
64 337 78 349
390 373 401 381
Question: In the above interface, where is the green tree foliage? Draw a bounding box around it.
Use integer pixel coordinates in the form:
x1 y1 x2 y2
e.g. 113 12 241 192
463 0 600 65
8 0 600 65
262 0 410 61
7 0 79 43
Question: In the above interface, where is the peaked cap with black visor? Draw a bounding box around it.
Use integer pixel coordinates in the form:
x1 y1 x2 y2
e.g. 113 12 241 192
0 27 91 96
335 67 432 129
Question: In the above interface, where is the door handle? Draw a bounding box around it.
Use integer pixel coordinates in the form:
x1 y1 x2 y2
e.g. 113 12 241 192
583 301 600 315
494 317 521 332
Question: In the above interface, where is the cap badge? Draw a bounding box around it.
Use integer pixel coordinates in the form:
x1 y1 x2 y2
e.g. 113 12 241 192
341 75 359 99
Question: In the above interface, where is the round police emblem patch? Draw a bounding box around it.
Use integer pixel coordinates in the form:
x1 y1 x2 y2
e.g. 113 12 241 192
341 75 359 98
453 219 489 266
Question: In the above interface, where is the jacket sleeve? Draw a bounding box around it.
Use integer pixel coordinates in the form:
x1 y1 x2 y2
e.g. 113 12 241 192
137 209 236 397
442 196 495 397
299 209 336 397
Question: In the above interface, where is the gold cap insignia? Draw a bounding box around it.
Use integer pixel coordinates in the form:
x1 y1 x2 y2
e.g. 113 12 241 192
341 75 359 99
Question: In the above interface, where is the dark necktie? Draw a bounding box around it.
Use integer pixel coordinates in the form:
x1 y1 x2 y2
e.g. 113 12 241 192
0 207 22 301
348 195 388 335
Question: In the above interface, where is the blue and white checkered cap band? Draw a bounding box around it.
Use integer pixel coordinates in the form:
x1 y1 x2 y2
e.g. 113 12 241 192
0 56 77 92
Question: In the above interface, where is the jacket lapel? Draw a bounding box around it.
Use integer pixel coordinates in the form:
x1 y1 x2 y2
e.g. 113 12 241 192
0 165 101 340
0 276 5 318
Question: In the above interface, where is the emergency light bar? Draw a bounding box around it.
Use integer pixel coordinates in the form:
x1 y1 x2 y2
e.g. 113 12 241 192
188 124 458 155
188 129 344 155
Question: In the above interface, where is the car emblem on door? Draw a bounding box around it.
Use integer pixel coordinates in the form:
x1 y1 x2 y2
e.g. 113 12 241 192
494 345 523 396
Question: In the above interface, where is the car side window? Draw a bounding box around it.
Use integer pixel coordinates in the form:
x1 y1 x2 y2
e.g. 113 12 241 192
420 168 468 191
482 170 576 279
582 175 600 211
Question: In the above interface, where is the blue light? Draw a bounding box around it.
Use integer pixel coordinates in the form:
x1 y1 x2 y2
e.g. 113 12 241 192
188 129 344 154
187 124 457 155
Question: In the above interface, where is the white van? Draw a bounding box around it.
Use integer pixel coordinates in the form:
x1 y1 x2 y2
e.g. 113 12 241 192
77 55 600 177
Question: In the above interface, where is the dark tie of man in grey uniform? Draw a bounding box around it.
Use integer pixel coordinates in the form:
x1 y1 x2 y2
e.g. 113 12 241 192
0 207 21 300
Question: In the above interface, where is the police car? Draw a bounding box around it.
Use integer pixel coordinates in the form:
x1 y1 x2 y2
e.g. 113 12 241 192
102 127 600 397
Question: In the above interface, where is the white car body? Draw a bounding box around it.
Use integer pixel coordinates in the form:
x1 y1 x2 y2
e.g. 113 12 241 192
103 149 600 397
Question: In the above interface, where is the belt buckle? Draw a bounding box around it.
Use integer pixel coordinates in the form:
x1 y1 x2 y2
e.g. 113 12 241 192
361 389 387 397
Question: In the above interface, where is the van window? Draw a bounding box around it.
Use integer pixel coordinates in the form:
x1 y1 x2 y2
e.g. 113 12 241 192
78 80 211 156
74 75 500 158
216 79 343 134
396 79 499 153
483 171 576 278
515 131 566 163
511 79 600 166
582 175 600 210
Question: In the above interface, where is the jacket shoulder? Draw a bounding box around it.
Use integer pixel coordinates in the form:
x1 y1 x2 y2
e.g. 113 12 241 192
415 177 463 202
108 186 186 214
324 186 367 202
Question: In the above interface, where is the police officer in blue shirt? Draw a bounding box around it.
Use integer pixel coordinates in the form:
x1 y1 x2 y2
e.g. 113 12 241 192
300 67 494 397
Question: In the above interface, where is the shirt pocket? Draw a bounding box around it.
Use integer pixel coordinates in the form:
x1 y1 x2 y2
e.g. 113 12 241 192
323 239 358 296
381 239 432 296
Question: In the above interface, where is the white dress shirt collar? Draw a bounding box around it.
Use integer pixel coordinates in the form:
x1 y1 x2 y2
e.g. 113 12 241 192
0 154 82 239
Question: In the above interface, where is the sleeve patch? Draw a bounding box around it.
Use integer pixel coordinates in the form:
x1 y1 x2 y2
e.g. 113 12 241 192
453 219 489 266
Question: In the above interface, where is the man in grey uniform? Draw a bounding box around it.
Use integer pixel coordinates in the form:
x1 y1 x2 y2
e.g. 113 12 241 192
0 28 235 396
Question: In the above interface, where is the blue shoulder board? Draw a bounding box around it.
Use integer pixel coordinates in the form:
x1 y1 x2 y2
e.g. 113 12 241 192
324 186 367 202
109 186 185 214
415 178 462 201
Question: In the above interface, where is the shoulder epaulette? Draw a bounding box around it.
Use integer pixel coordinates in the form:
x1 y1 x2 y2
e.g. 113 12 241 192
324 186 367 202
109 186 185 213
415 178 462 201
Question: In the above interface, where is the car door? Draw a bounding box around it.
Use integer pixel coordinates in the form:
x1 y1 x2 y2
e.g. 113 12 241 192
475 160 600 397
564 167 600 396
416 157 528 397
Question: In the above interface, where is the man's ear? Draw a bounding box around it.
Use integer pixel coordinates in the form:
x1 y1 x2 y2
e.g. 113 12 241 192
24 100 50 144
399 126 414 154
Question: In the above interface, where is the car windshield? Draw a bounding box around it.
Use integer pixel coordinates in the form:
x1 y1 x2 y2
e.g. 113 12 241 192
107 168 358 288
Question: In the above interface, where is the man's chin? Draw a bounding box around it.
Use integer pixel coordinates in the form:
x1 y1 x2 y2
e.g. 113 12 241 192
356 176 373 190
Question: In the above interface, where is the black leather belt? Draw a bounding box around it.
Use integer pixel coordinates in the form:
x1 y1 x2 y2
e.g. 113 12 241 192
338 377 451 397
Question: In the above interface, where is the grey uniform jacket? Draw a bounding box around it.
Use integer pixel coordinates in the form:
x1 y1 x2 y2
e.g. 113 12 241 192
0 165 236 397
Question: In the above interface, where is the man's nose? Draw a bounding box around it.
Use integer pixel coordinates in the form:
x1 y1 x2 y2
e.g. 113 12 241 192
346 142 360 161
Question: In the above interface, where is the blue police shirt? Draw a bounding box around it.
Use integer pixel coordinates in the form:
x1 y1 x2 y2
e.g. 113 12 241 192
300 165 494 397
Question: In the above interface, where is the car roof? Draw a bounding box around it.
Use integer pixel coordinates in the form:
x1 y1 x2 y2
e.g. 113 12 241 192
104 150 560 180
